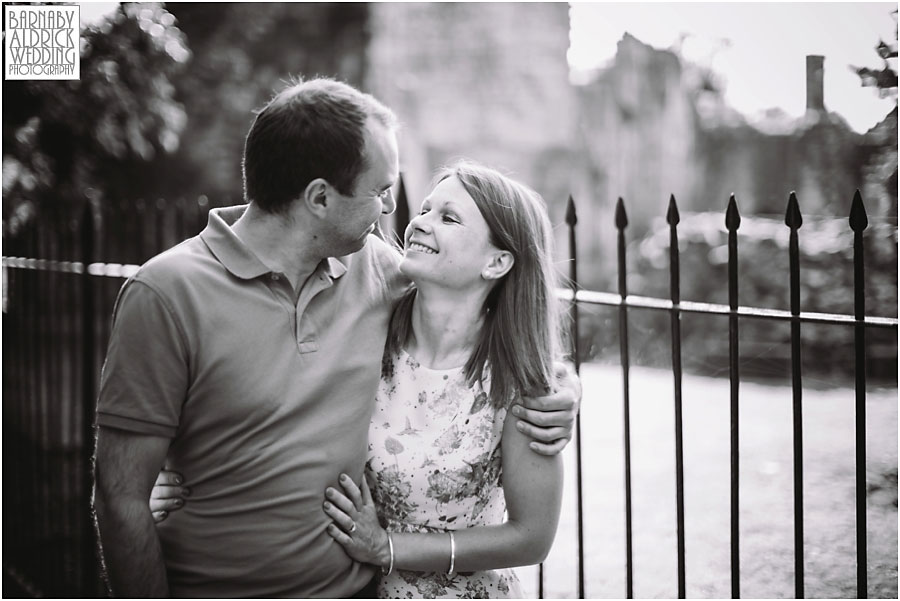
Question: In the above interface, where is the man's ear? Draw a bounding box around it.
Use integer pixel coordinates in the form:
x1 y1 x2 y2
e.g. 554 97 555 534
481 250 514 280
303 178 330 217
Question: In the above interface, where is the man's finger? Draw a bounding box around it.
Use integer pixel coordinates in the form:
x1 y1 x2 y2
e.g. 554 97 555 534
528 438 569 457
520 388 574 412
513 404 574 428
515 421 570 443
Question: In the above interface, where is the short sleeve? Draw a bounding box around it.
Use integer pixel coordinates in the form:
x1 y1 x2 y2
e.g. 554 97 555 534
96 277 190 438
368 234 411 304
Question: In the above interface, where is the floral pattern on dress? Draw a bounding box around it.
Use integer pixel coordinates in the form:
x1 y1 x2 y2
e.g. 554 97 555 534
367 349 524 599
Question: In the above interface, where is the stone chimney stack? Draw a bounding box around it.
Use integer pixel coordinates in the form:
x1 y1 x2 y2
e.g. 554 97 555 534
806 55 825 112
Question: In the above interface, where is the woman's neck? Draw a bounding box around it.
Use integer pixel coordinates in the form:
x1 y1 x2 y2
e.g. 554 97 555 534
408 285 487 370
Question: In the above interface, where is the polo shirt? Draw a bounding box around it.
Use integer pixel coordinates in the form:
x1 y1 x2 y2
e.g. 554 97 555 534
96 205 408 597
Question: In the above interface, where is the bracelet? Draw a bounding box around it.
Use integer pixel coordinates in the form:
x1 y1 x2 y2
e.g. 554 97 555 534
382 532 394 576
447 531 456 576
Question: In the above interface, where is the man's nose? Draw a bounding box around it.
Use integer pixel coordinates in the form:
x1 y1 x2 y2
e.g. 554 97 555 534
381 189 397 215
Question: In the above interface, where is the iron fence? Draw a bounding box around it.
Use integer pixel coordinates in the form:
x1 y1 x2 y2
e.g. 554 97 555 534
2 185 897 598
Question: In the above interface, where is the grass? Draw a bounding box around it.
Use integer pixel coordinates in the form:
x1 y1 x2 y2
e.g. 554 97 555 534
514 363 898 598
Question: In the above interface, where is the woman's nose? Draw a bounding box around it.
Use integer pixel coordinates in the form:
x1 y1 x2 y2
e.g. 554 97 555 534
411 215 431 233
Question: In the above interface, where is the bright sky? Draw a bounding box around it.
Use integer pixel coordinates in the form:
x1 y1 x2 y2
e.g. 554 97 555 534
81 2 896 133
569 2 898 133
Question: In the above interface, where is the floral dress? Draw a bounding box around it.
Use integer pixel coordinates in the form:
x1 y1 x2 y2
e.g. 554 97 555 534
366 348 524 599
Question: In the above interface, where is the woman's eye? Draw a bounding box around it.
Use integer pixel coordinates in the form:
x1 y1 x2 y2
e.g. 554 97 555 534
442 214 458 224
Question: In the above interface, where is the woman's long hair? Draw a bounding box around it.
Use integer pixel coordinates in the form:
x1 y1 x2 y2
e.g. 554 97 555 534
387 160 561 409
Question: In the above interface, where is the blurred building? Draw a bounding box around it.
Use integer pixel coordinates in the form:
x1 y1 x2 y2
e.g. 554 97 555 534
366 2 578 226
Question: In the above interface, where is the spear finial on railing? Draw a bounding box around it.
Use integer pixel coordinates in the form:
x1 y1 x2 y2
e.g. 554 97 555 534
566 194 577 227
850 189 868 232
726 194 741 231
725 192 741 599
849 188 868 598
784 190 804 599
666 194 680 226
394 173 410 239
615 197 628 230
785 191 803 229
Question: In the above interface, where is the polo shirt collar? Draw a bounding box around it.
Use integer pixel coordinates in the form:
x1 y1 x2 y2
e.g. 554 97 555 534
200 205 349 282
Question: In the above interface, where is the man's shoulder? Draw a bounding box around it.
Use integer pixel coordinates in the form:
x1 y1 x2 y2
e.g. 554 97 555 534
365 233 402 272
132 235 216 289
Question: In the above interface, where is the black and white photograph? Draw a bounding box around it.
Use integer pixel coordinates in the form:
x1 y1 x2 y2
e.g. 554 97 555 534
3 1 898 598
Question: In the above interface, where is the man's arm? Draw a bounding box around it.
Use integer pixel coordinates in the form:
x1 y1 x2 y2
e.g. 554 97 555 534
511 361 582 456
94 427 171 597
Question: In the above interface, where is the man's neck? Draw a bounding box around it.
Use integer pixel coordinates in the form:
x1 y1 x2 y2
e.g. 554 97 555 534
231 203 321 293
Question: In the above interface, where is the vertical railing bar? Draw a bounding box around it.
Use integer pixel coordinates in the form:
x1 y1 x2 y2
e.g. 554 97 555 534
197 195 208 236
850 190 868 598
26 220 39 587
566 195 585 599
58 212 74 589
156 198 166 255
667 195 686 599
81 202 98 596
38 212 54 592
615 198 634 599
726 195 742 598
70 212 85 595
175 197 186 244
785 191 804 599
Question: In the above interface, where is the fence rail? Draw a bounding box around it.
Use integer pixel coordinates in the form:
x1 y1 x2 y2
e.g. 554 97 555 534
3 187 898 598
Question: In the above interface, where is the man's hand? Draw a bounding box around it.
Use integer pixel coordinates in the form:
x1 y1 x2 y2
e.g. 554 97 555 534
511 361 582 456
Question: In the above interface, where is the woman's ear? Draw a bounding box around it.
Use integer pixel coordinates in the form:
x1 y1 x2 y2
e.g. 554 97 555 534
303 178 330 217
482 250 514 280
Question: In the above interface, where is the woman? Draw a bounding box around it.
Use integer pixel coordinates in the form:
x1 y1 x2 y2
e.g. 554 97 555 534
154 161 565 598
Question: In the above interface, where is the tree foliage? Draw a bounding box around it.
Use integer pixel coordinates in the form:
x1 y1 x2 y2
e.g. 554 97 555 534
3 3 190 234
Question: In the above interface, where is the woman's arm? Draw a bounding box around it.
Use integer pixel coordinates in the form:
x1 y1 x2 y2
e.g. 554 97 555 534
324 410 563 573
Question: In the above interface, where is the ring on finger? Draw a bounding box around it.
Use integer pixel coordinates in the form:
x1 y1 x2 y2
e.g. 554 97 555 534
348 521 357 533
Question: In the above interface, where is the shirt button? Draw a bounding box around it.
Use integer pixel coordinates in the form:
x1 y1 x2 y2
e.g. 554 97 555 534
271 274 280 281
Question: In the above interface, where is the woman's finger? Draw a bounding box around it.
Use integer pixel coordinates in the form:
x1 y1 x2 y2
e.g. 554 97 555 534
338 473 363 510
149 496 184 513
361 474 374 505
155 470 183 487
323 501 355 533
150 484 190 501
151 510 168 524
327 523 354 547
325 486 357 515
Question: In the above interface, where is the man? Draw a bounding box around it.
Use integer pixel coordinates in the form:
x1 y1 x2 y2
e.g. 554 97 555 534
94 78 579 598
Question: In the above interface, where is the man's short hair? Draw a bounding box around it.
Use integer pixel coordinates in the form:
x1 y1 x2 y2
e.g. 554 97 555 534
242 78 397 214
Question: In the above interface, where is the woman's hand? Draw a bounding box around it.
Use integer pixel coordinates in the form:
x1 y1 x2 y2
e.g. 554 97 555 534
149 469 190 523
323 473 391 569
